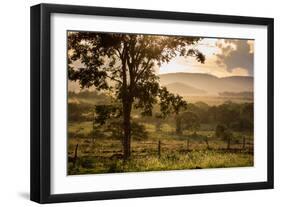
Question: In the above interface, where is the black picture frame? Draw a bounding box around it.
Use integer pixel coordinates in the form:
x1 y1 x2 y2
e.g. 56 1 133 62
30 3 274 204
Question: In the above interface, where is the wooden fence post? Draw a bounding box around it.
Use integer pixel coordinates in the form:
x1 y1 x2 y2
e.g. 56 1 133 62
158 140 161 158
72 144 78 167
242 137 246 150
227 137 231 150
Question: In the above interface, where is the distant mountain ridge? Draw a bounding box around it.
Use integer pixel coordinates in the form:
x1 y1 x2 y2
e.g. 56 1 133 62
165 82 207 95
159 72 253 95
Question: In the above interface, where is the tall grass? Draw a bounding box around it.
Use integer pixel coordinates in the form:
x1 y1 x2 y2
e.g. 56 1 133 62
68 121 253 175
69 150 253 175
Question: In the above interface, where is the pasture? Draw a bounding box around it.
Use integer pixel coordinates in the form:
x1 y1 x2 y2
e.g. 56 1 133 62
68 121 253 175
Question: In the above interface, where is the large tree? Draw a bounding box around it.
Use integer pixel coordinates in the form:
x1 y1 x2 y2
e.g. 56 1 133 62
68 32 205 160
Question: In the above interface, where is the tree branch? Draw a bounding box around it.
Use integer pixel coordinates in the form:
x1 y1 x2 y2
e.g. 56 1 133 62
105 74 122 84
134 59 152 82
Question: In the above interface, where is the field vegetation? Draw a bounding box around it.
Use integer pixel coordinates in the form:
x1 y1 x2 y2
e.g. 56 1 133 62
68 91 253 175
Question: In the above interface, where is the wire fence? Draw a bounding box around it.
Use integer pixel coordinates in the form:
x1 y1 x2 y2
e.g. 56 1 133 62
69 136 254 164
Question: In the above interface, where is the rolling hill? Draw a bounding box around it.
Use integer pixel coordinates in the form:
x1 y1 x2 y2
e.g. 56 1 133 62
165 82 207 95
159 73 253 95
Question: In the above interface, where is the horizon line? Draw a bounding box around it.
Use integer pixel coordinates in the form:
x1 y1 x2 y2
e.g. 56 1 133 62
158 71 253 78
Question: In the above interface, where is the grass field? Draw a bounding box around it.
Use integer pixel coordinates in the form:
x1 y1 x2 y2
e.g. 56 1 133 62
67 121 254 175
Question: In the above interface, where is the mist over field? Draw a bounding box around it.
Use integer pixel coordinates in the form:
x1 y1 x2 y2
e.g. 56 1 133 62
69 72 254 106
159 73 253 95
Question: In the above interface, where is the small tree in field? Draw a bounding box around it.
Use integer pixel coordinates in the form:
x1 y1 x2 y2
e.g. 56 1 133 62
180 111 200 134
68 32 205 159
172 95 189 135
215 124 233 149
158 87 188 135
215 124 226 138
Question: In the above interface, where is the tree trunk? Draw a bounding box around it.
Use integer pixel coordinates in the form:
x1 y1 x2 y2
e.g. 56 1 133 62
122 97 132 160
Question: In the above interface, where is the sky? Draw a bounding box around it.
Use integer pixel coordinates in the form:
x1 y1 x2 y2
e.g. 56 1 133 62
68 36 254 92
159 38 254 77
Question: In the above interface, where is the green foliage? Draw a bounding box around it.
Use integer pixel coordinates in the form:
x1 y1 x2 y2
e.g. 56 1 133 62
68 102 94 122
131 122 149 140
133 79 160 116
107 121 149 140
69 91 253 137
212 102 253 132
92 104 148 140
68 90 111 122
215 124 233 141
180 111 200 131
94 104 122 125
215 124 226 138
158 87 187 118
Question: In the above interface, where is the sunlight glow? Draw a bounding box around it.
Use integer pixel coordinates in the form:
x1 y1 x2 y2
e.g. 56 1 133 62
159 38 252 77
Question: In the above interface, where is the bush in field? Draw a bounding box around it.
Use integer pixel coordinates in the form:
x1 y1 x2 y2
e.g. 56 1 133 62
216 102 240 127
222 129 233 142
68 102 95 122
107 121 123 139
158 87 187 135
131 122 149 140
210 102 253 133
94 105 122 125
92 105 148 140
186 102 210 124
175 111 200 135
215 124 226 138
91 124 106 139
231 103 253 132
231 118 253 132
181 101 253 133
106 121 148 140
91 105 122 139
154 112 164 132
215 124 233 148
68 91 111 122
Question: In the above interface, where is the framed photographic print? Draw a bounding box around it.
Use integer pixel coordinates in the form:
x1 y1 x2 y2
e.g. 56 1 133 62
30 3 274 203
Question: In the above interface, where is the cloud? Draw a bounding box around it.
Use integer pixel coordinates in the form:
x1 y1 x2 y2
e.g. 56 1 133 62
215 39 254 76
159 51 250 78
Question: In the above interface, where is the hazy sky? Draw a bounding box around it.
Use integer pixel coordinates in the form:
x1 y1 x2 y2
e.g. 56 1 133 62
68 36 254 91
159 38 254 77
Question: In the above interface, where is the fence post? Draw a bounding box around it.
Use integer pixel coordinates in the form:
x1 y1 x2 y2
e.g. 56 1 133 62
186 139 190 151
158 140 161 158
73 144 78 167
227 137 231 150
242 137 246 150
